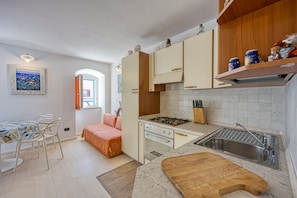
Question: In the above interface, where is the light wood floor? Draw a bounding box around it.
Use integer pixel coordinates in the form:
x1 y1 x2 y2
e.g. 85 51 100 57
0 136 133 198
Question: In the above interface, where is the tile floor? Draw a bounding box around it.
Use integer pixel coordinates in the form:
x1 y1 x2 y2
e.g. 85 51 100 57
0 136 133 198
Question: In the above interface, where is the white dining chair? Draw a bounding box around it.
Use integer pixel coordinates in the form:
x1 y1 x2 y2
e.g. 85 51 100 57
34 114 53 123
14 121 49 171
32 114 55 153
35 117 64 159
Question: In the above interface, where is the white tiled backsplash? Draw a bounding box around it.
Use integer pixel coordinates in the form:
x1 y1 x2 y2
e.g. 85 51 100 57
160 83 285 132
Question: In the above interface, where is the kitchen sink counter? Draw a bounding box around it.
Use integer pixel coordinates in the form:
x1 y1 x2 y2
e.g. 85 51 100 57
132 130 294 197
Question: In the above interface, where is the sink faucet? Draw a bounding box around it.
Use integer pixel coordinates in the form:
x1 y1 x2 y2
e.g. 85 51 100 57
234 123 266 148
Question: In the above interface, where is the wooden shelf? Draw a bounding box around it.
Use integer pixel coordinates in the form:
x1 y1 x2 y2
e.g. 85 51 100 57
216 57 297 86
217 0 281 25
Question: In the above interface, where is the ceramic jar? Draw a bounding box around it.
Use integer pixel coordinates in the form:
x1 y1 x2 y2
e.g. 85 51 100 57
228 57 240 71
245 49 259 65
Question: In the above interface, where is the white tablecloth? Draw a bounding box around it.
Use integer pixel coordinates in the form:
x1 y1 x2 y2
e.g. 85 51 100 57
0 120 38 144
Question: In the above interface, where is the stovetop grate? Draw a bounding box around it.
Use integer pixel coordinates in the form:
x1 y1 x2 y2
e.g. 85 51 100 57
149 116 190 126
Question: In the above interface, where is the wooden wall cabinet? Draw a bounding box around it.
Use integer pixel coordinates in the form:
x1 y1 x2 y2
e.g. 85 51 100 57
153 42 184 84
121 52 161 161
216 0 297 87
183 30 214 89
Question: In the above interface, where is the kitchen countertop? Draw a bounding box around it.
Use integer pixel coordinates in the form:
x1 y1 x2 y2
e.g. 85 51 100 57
133 120 294 198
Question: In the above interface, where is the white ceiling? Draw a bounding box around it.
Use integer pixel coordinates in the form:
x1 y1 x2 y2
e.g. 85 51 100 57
0 0 217 64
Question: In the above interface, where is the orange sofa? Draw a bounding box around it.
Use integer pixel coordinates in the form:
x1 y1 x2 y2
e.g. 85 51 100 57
81 113 122 158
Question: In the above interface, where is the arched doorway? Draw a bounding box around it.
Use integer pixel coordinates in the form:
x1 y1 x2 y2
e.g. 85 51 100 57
75 69 105 134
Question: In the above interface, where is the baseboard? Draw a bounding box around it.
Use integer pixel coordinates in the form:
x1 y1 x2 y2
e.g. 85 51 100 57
1 136 77 156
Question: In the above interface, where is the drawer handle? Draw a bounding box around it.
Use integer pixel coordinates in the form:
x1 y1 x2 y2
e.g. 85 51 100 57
175 132 188 136
171 68 182 72
184 86 197 89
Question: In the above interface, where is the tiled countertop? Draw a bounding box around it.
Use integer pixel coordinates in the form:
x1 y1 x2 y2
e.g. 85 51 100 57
132 120 294 198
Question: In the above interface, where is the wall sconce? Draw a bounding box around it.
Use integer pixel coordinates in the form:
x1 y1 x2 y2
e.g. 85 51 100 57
116 64 121 72
20 54 35 63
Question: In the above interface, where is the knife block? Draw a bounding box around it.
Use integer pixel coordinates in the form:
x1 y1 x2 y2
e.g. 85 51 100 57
193 108 206 124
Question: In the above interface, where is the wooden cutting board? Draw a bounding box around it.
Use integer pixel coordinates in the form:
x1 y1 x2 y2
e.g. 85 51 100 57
161 152 268 198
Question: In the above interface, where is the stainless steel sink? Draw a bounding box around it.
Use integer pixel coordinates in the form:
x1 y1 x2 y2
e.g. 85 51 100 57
194 127 280 170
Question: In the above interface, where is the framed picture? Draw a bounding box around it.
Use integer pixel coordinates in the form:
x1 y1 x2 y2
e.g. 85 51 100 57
10 64 46 95
118 74 122 93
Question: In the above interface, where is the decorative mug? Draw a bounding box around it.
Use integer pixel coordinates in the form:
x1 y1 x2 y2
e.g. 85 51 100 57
228 57 240 71
245 49 259 65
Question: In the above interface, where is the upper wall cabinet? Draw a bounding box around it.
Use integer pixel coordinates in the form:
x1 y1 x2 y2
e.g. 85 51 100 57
153 42 183 84
148 53 165 92
216 0 297 87
184 30 214 89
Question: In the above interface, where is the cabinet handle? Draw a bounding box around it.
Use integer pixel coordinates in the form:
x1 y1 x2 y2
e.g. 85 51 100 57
175 132 188 136
132 91 138 94
218 82 227 85
184 86 197 89
171 68 182 72
131 88 138 91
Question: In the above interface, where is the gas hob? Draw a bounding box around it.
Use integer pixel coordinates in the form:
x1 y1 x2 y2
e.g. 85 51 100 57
148 116 190 126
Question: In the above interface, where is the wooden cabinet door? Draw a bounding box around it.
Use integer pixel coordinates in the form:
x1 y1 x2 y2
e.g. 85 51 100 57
184 30 213 89
213 27 231 88
75 75 81 110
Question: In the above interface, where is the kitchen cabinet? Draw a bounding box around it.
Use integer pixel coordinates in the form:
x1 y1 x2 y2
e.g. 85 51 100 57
174 130 200 149
183 30 213 89
148 53 165 92
213 26 231 88
138 121 144 164
153 42 183 84
121 52 161 161
216 0 297 87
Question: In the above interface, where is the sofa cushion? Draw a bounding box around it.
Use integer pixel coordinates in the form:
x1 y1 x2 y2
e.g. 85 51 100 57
115 116 122 130
103 113 117 127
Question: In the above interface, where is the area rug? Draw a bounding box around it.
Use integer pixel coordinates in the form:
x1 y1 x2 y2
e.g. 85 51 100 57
97 160 143 198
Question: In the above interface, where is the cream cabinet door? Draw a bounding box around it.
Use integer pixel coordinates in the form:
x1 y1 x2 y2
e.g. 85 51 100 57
122 91 139 160
174 131 200 149
122 52 140 160
148 53 165 92
122 52 139 92
138 121 144 164
184 30 213 89
153 42 183 84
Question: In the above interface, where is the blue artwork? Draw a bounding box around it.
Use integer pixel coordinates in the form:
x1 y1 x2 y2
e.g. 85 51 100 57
16 69 41 91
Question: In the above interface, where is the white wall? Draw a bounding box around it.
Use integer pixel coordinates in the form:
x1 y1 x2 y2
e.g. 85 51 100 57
0 43 111 153
76 108 102 134
111 63 122 115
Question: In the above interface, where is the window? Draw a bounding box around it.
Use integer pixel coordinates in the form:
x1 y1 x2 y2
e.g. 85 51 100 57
75 74 99 109
75 70 104 110
82 75 98 108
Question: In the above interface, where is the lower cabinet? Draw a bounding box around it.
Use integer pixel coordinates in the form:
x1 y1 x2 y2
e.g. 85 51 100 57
174 131 201 149
138 121 144 164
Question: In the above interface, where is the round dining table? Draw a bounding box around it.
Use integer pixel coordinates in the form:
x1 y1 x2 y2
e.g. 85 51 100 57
0 120 38 174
